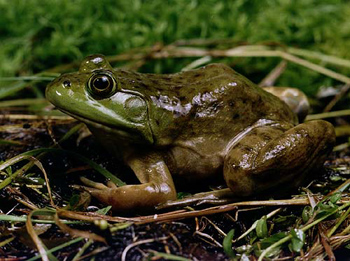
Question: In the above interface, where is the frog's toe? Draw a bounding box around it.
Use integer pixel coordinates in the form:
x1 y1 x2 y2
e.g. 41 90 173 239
80 176 108 189
83 187 110 200
72 183 112 204
71 184 105 194
107 180 117 189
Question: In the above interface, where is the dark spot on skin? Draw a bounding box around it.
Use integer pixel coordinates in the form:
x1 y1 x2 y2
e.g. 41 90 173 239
173 110 183 118
274 125 288 132
260 133 272 141
189 107 197 118
229 180 238 189
136 82 147 89
232 113 240 120
241 145 254 153
250 129 258 136
23 123 31 129
256 95 262 104
151 79 159 84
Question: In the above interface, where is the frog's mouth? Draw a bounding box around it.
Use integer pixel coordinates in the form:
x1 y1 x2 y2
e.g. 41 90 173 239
57 108 153 144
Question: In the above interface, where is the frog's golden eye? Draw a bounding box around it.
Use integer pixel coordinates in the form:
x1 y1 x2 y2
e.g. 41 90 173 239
87 72 117 98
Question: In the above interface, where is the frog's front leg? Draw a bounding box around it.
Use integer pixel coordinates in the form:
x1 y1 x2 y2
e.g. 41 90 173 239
224 120 335 197
79 151 177 212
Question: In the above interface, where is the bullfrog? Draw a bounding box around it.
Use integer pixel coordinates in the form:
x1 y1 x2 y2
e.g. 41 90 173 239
46 54 335 212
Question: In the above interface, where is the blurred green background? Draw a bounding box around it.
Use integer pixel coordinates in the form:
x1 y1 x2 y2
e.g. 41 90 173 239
1 0 350 95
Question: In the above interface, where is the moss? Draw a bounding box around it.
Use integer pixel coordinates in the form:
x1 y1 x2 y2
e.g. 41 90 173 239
0 0 349 94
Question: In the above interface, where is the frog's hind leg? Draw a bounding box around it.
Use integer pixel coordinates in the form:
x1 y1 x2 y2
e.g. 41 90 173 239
224 120 335 197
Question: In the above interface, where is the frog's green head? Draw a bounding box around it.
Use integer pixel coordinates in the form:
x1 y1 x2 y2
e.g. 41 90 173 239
46 54 154 144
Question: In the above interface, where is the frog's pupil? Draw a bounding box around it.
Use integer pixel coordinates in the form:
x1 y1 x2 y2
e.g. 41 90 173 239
93 76 110 90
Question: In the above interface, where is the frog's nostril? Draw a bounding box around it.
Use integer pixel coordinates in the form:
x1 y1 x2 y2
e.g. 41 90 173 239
62 80 71 88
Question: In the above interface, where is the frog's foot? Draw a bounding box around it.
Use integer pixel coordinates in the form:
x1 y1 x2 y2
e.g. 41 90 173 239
263 87 309 122
224 120 335 197
75 176 176 213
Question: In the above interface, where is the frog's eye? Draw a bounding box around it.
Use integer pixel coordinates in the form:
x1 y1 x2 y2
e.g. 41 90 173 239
87 72 117 98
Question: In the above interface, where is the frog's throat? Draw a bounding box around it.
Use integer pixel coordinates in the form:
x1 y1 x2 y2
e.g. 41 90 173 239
224 119 292 155
57 109 154 144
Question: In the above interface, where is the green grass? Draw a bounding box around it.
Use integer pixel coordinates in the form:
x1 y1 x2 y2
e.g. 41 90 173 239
1 0 350 94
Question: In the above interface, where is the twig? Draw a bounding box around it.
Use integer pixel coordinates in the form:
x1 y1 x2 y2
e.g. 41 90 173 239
259 60 288 87
201 216 227 237
147 47 350 84
287 47 350 69
44 43 350 86
323 84 350 112
121 236 168 261
327 179 350 196
319 225 336 261
304 235 350 259
306 109 350 121
194 231 223 247
334 125 350 137
58 198 310 225
181 56 212 71
333 142 350 151
234 208 281 242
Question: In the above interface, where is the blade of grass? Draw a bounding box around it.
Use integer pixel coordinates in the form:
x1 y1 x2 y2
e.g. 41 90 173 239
27 237 84 261
0 114 74 120
0 98 47 107
0 139 23 146
0 213 81 224
306 109 350 121
21 148 125 186
72 239 93 261
149 251 191 261
0 81 27 99
54 212 106 243
288 47 350 69
26 209 58 261
0 237 15 247
327 206 350 237
0 76 54 81
0 154 44 189
0 122 125 193
258 201 350 261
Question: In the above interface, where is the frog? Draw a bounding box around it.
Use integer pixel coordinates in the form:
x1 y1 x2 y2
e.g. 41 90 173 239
46 54 335 212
